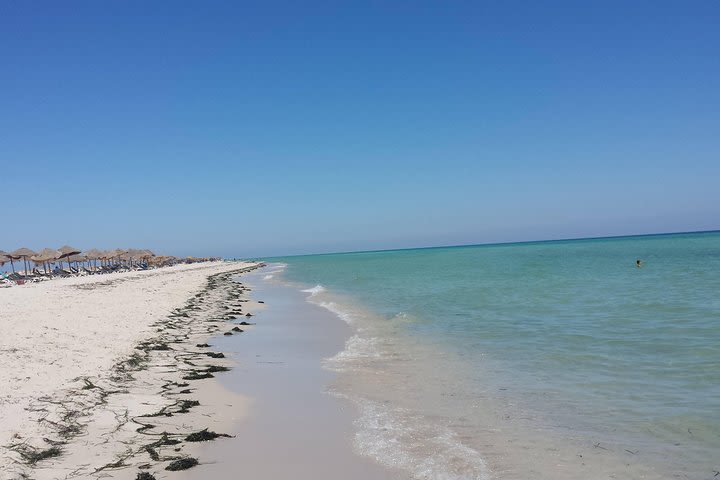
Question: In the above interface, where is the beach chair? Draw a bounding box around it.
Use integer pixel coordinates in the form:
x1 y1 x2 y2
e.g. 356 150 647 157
7 273 27 284
32 268 52 279
1 272 15 286
58 269 74 277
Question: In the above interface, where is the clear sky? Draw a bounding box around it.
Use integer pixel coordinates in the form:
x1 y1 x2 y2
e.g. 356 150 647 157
2 1 718 257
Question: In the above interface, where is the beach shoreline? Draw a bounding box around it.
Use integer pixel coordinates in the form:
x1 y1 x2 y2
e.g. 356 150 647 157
174 267 407 480
0 261 263 479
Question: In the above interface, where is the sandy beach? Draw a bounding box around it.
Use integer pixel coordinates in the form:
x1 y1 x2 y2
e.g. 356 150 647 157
0 261 262 479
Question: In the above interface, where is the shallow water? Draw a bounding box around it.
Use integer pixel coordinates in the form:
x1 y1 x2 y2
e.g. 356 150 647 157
177 269 406 480
267 231 720 479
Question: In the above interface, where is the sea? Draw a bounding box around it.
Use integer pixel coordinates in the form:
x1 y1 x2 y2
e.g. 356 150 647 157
263 231 720 479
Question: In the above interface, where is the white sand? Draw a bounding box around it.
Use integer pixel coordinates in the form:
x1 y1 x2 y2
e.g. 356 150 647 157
0 261 254 478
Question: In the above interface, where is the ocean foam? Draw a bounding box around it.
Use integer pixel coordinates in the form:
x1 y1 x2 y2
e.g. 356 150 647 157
264 263 287 274
305 285 490 479
316 301 354 324
263 274 274 280
348 396 490 480
323 335 382 372
301 284 326 296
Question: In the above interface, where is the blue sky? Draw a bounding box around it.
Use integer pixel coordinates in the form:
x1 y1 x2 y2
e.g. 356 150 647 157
1 1 718 257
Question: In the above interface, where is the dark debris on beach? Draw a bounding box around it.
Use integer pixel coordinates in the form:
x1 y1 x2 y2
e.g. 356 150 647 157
10 263 265 476
165 457 199 471
11 445 62 465
185 428 232 442
136 472 157 480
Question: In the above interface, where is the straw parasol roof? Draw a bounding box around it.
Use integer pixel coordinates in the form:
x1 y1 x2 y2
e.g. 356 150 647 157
9 247 36 274
58 245 81 259
10 247 37 259
126 248 145 258
32 248 60 263
84 249 103 260
66 254 87 263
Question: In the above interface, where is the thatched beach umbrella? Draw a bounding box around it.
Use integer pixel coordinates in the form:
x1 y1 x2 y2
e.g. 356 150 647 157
32 248 60 273
111 249 127 267
126 248 139 263
96 250 113 267
127 248 149 267
67 254 88 270
85 249 103 269
140 250 154 265
85 249 102 259
58 245 81 270
66 253 80 263
100 250 113 267
10 247 37 276
34 248 60 260
0 249 15 273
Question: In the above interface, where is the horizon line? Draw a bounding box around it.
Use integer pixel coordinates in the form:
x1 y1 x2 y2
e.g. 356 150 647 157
257 228 720 260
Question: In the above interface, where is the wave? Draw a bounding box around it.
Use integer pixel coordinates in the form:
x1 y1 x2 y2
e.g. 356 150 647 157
319 301 356 325
264 263 287 273
323 335 382 372
301 284 326 296
295 280 491 480
330 393 490 480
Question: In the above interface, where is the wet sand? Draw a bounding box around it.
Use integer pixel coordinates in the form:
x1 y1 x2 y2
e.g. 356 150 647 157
175 270 407 480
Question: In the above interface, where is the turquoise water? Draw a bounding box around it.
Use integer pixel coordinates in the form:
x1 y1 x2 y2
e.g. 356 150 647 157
265 231 720 479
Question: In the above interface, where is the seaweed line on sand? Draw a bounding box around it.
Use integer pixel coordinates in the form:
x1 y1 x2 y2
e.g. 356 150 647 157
6 263 264 478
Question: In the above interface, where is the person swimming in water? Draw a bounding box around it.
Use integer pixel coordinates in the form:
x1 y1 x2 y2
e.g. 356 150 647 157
636 259 643 268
